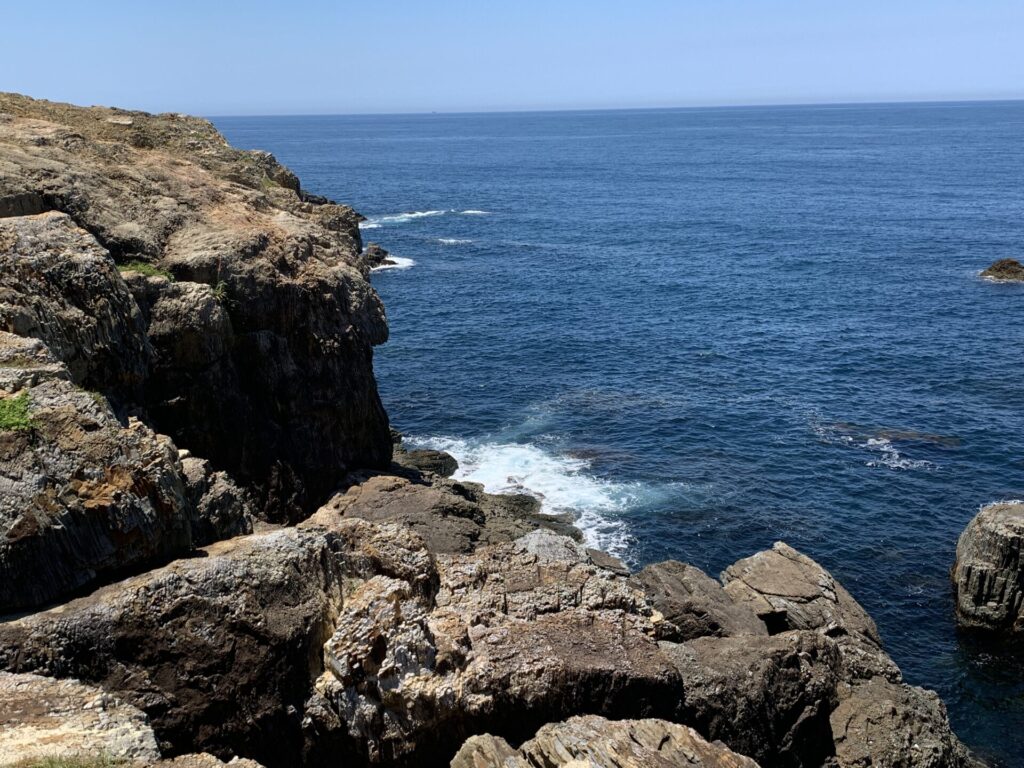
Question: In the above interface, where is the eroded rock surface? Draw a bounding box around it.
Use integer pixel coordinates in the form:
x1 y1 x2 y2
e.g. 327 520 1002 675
631 560 767 641
451 715 761 768
0 332 249 613
0 671 161 765
952 501 1024 632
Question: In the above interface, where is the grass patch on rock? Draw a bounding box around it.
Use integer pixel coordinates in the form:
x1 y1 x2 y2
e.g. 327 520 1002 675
11 756 125 768
117 260 174 281
0 391 32 431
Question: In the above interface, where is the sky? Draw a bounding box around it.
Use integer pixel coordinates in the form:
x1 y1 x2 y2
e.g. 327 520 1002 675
3 1 1023 116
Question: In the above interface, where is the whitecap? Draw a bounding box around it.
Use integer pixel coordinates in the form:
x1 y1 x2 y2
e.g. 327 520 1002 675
812 422 935 471
458 209 490 215
360 210 447 228
437 238 473 245
370 256 415 272
407 435 638 557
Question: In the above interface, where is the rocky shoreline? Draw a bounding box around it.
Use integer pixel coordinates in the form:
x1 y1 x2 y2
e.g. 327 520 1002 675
0 93 983 767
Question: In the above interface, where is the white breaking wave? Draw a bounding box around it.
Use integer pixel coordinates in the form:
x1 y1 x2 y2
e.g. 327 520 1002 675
360 210 447 228
370 256 415 272
359 209 491 229
438 238 473 245
813 423 935 471
407 436 637 557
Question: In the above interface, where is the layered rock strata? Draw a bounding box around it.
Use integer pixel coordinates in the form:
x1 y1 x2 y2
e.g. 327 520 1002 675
952 501 1024 632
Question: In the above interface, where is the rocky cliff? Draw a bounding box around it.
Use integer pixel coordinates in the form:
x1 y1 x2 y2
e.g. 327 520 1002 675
0 94 982 768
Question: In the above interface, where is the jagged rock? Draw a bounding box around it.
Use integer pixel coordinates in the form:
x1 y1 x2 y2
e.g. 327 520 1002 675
631 560 768 641
179 455 253 544
393 447 459 477
0 671 161 765
722 542 879 642
0 525 360 765
0 92 391 519
721 543 976 767
830 677 976 768
0 211 151 400
359 242 397 273
665 631 841 767
981 258 1024 282
304 532 680 764
0 332 200 613
157 755 266 768
952 501 1024 632
451 715 761 768
327 474 580 554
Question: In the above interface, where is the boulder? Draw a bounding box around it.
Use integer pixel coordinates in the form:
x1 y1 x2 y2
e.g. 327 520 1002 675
393 447 459 477
722 542 879 642
980 258 1024 282
451 715 761 768
327 474 580 554
0 526 356 765
952 501 1024 632
0 671 161 765
830 677 977 768
631 560 767 641
665 632 841 768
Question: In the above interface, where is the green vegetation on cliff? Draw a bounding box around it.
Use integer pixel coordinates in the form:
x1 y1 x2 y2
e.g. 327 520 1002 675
0 391 32 431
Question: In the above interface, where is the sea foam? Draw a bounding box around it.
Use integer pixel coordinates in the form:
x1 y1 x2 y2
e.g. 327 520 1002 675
371 256 416 272
408 435 636 557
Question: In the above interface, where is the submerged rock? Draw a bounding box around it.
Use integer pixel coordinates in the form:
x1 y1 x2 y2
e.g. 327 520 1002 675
952 501 1024 632
451 715 761 768
981 258 1024 282
360 242 397 272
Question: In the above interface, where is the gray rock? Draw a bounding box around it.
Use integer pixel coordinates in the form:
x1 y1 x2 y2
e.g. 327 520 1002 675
631 560 768 641
0 671 161 765
451 715 761 768
393 447 459 477
952 501 1024 632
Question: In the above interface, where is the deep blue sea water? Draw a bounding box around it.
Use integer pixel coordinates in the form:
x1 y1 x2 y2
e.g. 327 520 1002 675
215 103 1024 765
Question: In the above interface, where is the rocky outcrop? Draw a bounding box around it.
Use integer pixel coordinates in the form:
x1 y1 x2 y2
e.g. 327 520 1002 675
0 92 391 519
952 501 1024 632
631 560 767 641
392 445 459 477
451 715 761 768
0 671 161 765
0 332 250 613
359 243 397 273
325 474 579 554
0 525 356 764
981 258 1024 282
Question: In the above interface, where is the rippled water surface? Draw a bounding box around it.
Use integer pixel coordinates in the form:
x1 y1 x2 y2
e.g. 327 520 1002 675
216 103 1024 765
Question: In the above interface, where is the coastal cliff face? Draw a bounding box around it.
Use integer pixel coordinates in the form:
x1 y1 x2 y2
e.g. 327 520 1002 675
0 94 981 768
0 92 391 528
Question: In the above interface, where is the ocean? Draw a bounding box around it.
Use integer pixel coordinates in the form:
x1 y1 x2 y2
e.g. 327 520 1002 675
215 102 1024 765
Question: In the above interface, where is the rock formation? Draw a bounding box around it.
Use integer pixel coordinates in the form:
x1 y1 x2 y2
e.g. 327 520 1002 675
952 501 1024 632
0 93 982 768
450 715 761 768
0 92 391 523
980 258 1024 282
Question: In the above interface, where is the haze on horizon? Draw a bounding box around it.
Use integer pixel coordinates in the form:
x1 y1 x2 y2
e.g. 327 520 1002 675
4 0 1023 116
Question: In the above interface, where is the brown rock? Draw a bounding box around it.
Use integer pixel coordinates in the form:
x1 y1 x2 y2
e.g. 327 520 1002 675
631 560 768 641
0 92 391 520
451 715 761 768
980 258 1024 282
722 541 879 643
830 677 977 768
952 501 1024 632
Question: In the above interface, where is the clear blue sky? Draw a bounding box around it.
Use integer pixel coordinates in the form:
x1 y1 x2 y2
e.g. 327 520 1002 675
4 1 1022 115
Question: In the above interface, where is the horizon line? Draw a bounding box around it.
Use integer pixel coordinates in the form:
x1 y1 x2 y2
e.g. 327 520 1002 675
206 95 1024 120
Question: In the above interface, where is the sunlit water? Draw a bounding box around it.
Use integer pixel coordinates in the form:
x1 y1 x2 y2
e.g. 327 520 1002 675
217 103 1024 765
